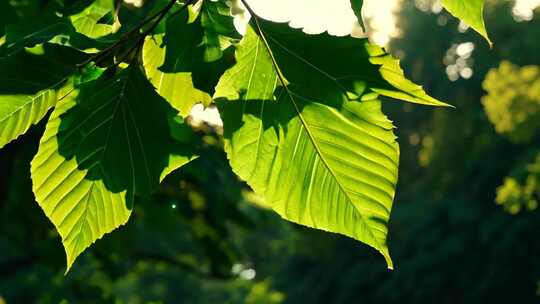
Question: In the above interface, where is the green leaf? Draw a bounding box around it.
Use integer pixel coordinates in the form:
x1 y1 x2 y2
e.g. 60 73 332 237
198 0 240 61
31 66 197 271
69 2 116 39
0 45 87 148
0 91 57 149
350 0 365 30
442 0 491 46
215 20 447 268
1 17 73 56
31 97 132 272
0 1 18 37
143 32 212 117
143 3 238 117
0 16 109 56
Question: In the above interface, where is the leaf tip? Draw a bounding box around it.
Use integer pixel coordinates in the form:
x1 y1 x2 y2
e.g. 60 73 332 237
479 30 493 48
439 101 456 108
64 251 77 275
381 249 394 270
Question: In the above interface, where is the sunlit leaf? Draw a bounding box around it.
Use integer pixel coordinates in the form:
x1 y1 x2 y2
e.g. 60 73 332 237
143 8 212 117
442 0 491 45
31 96 132 272
70 2 116 39
31 66 197 270
216 19 446 267
0 45 86 148
143 2 238 117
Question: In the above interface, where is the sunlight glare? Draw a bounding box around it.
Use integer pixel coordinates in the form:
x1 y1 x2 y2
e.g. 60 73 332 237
513 0 540 21
230 0 400 45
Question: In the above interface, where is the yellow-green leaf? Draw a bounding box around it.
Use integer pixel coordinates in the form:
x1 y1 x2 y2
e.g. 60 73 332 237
216 20 446 268
442 0 492 46
31 67 197 271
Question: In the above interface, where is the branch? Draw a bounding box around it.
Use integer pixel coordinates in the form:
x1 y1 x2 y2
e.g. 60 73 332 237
80 0 191 67
116 0 196 65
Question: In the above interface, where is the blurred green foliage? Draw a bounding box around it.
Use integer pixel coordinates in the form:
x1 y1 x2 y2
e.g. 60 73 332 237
482 61 540 143
481 58 540 214
495 153 540 214
1 0 540 303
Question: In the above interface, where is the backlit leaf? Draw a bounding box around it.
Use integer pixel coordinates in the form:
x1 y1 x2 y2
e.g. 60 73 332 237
31 66 197 270
143 3 238 117
70 2 116 39
442 0 491 45
0 45 87 148
216 19 447 267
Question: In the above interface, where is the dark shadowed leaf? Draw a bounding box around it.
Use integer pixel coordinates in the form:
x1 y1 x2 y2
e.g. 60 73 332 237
350 0 365 30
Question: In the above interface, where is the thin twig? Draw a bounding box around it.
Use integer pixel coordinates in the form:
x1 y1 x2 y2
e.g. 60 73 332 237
114 0 195 66
78 0 182 67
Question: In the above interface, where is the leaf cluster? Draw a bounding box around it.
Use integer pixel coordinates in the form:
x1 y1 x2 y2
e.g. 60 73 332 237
0 0 493 271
